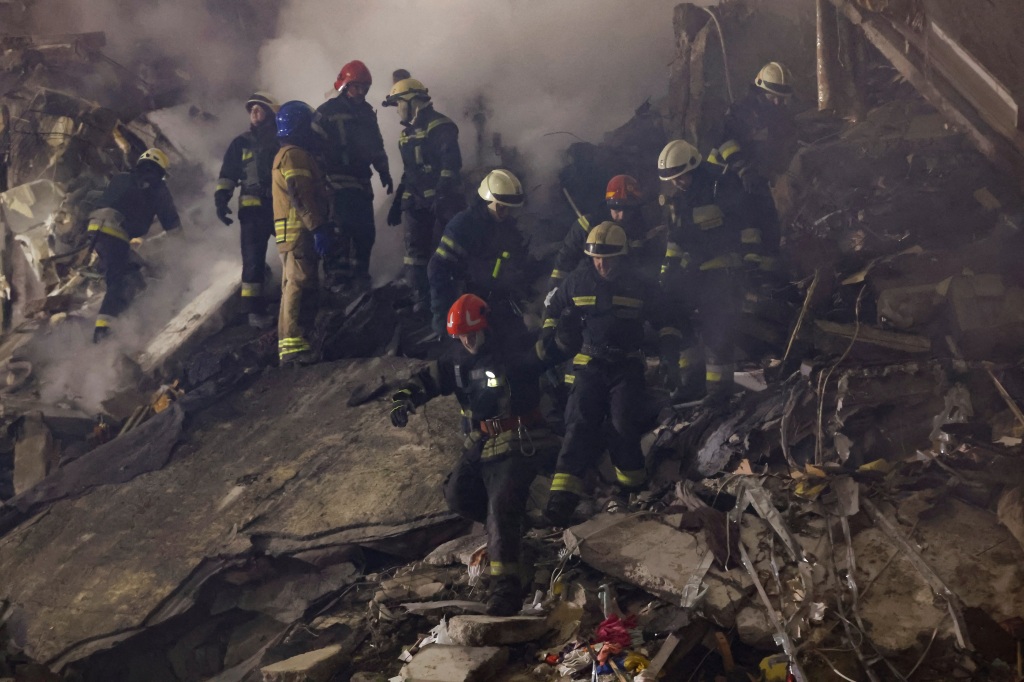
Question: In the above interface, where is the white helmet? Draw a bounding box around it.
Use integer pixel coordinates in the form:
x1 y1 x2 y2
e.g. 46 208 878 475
657 140 701 181
477 168 524 207
754 61 793 97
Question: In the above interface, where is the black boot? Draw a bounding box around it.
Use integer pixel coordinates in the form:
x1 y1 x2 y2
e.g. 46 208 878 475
93 325 111 344
544 490 580 527
486 575 523 617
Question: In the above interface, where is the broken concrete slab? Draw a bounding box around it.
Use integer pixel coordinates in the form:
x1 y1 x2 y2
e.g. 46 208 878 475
423 532 488 567
565 514 712 605
260 644 347 682
446 615 550 647
12 411 58 494
735 606 776 650
399 644 508 682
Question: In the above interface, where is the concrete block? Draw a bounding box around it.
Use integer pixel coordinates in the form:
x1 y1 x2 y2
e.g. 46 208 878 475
13 411 59 494
447 615 550 646
735 606 776 650
260 645 347 682
400 644 508 682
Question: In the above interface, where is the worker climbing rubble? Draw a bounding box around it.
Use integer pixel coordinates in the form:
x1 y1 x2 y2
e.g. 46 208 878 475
271 100 333 366
313 60 392 293
541 222 683 526
428 168 533 337
88 148 182 343
382 77 464 310
388 293 566 616
214 92 280 330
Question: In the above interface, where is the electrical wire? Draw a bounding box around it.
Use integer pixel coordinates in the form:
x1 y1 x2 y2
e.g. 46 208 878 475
700 7 735 104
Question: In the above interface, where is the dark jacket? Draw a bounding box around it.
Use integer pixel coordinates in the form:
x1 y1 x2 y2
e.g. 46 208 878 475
95 170 180 239
215 121 279 210
397 105 462 211
548 210 665 290
428 199 531 319
717 86 798 180
313 94 389 193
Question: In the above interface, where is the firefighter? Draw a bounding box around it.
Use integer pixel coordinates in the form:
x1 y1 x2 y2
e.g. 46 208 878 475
658 139 762 401
389 293 565 615
428 169 530 337
541 223 682 526
89 148 181 343
215 92 280 330
313 60 392 293
547 174 663 294
271 101 333 366
381 78 464 308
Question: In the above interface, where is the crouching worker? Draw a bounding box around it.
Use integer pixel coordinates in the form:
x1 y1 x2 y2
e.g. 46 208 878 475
388 293 567 616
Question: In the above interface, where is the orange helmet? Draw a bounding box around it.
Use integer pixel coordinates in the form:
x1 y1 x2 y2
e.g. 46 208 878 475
605 175 642 209
447 294 489 336
335 60 372 92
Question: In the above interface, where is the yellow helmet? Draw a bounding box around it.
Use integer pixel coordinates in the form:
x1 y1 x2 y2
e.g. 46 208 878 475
754 61 793 97
478 168 524 207
246 91 280 114
138 148 170 173
584 221 628 258
657 140 701 181
382 78 429 107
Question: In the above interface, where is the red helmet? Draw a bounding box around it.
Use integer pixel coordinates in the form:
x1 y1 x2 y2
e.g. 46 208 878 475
447 294 489 336
334 60 372 92
605 174 642 209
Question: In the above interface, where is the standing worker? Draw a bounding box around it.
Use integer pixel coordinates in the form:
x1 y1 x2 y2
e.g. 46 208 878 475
389 293 565 615
88 148 181 343
215 92 280 330
658 139 761 401
541 223 682 525
428 169 530 336
271 101 334 366
313 60 393 293
381 78 463 309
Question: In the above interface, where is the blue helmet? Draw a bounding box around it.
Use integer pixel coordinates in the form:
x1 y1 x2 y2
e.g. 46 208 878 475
276 100 314 140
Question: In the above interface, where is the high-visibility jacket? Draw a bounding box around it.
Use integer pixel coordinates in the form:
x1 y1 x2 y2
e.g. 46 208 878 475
271 144 329 250
661 165 765 281
313 93 389 194
87 170 180 242
215 121 279 210
398 330 561 462
548 210 665 288
428 199 530 319
397 105 462 211
541 263 682 369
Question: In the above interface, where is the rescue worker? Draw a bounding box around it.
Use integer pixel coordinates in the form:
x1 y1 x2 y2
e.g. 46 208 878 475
547 174 663 293
658 139 762 401
382 78 463 308
215 92 280 329
271 101 333 365
428 169 530 336
313 60 392 292
89 148 181 343
389 294 565 615
541 223 682 526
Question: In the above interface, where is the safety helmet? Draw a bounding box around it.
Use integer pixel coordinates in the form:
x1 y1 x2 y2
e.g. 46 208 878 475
447 293 489 336
605 175 642 209
478 169 524 207
275 100 314 140
584 221 629 258
334 60 372 92
754 61 793 97
137 148 170 173
657 140 702 181
382 78 429 107
245 91 280 114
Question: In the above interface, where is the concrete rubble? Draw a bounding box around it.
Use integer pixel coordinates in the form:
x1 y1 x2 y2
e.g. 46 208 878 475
0 0 1022 681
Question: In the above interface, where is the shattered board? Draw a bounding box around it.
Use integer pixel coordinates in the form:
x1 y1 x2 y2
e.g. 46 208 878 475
0 357 462 668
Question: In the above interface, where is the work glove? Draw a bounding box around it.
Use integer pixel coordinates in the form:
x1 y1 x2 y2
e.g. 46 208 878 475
390 388 415 427
312 223 334 258
380 170 394 195
214 191 233 226
387 193 403 227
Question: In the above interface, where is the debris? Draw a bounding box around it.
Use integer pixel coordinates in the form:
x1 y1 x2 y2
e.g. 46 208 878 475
399 645 508 682
11 411 58 494
446 615 550 647
259 644 348 682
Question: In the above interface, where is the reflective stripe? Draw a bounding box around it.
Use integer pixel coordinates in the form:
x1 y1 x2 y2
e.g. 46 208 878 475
740 228 762 244
440 169 455 178
422 188 436 198
241 149 254 161
679 347 701 369
440 235 467 256
542 318 558 329
550 269 567 279
699 253 743 271
665 242 684 258
572 296 596 306
281 168 312 179
241 282 263 298
403 256 429 266
402 191 412 200
551 472 584 495
240 196 263 207
491 251 510 279
563 374 575 385
95 315 114 328
718 139 741 160
706 363 734 383
490 561 518 576
274 213 305 244
707 148 725 167
693 204 724 230
612 296 643 309
279 337 312 359
572 353 591 366
434 246 455 260
659 327 683 338
87 222 130 242
216 178 236 192
615 467 646 487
